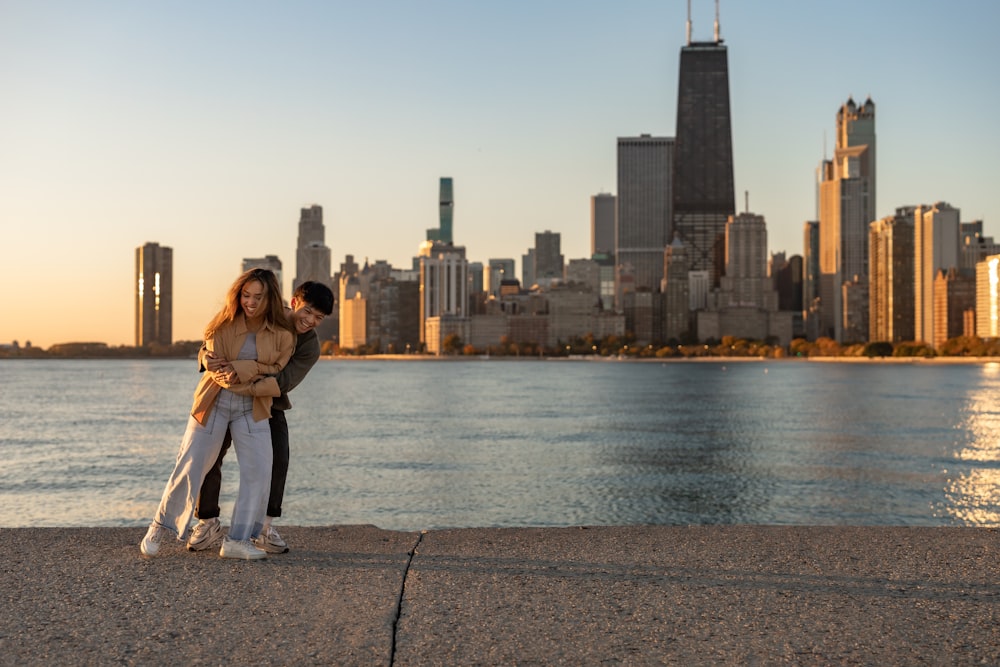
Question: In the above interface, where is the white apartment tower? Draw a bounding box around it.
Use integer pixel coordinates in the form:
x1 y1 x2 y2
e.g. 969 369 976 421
419 240 470 353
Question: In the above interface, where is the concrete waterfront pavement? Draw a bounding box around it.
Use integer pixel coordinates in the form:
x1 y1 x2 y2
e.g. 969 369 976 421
1 525 997 665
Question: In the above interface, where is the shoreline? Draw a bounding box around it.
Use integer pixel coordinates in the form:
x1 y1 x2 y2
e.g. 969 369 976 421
6 354 998 364
322 353 1000 364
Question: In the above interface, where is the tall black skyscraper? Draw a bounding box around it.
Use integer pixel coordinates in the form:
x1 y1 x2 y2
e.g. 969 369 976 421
672 2 735 288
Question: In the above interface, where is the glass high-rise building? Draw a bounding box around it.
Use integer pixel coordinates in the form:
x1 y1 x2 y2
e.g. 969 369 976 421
672 12 735 288
135 242 172 347
616 135 674 303
427 177 454 244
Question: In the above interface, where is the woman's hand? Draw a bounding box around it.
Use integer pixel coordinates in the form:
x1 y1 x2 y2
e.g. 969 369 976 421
203 351 230 372
211 365 238 385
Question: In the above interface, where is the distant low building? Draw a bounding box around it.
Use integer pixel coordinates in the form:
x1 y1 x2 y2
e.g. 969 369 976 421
468 284 624 351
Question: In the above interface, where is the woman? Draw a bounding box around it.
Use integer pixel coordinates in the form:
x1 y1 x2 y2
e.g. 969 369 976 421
140 268 295 560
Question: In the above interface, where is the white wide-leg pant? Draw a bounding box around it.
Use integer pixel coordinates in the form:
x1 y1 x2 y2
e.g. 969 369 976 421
152 390 272 542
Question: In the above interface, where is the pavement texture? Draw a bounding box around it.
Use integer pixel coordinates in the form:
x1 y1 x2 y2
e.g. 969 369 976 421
0 525 997 666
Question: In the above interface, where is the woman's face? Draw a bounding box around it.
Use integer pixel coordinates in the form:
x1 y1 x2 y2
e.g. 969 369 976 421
240 279 268 319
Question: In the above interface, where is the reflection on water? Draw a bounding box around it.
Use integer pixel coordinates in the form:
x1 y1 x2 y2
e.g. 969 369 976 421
941 362 1000 524
2 358 1000 529
944 469 1000 525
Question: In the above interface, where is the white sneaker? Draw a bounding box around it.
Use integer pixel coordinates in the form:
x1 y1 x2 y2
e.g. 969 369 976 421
254 526 289 554
186 518 224 551
219 536 268 560
140 523 170 557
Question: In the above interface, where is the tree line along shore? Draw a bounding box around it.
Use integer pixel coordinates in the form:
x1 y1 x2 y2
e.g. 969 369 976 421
5 334 1000 361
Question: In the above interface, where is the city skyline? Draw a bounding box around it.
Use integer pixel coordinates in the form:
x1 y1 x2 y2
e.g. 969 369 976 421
2 1 998 348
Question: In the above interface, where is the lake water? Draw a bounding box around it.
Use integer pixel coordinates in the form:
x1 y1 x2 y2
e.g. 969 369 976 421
1 358 999 530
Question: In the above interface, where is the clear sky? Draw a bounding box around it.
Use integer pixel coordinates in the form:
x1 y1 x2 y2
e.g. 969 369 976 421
2 1 998 348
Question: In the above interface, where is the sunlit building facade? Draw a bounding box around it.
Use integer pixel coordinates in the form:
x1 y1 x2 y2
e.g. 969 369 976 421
818 97 875 342
914 201 960 347
975 255 1000 338
934 267 975 346
868 210 914 343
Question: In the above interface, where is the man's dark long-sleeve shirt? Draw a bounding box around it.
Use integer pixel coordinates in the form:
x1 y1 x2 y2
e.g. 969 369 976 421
271 328 320 411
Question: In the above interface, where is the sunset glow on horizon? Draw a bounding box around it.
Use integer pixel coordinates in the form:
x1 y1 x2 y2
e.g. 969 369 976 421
2 1 997 348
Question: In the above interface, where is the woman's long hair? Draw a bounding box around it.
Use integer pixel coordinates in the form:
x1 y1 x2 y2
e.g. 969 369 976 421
203 268 294 338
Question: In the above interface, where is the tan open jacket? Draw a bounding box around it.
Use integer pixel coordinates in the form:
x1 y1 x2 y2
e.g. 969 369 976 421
190 314 295 426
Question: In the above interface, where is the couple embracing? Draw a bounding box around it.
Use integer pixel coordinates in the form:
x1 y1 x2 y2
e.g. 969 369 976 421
140 268 334 559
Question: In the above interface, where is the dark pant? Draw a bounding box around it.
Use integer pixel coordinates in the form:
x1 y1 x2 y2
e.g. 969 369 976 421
195 408 289 520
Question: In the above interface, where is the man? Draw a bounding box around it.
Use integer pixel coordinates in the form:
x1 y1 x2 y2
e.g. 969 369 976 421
187 280 334 554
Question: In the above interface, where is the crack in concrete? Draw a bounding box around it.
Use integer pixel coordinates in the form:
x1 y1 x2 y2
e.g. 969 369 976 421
389 530 424 666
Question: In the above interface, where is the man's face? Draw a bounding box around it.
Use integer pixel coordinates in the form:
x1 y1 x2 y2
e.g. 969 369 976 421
288 298 326 334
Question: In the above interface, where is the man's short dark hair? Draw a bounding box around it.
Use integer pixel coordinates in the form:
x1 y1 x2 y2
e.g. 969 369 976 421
294 281 335 316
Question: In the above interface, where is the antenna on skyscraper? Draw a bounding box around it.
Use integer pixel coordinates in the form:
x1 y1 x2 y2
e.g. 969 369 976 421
744 190 749 214
714 0 721 43
686 0 692 45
